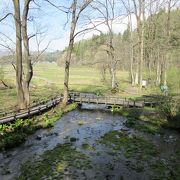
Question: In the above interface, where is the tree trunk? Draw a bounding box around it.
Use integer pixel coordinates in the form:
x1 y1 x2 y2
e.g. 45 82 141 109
139 0 145 89
156 57 161 86
111 67 116 89
130 45 135 86
13 0 26 109
63 0 77 105
135 62 139 85
63 43 74 104
22 0 33 107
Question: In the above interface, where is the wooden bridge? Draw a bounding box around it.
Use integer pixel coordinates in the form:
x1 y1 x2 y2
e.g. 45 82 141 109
69 92 159 108
69 93 145 108
0 92 159 124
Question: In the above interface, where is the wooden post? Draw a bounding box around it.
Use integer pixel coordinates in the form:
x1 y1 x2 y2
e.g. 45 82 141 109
134 101 135 107
80 97 82 104
88 98 90 104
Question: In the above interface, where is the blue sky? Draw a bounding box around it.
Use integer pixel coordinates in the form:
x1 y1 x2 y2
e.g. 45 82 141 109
0 0 134 52
0 0 73 51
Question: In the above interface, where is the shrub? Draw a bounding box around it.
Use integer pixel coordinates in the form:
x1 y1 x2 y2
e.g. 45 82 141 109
158 96 180 130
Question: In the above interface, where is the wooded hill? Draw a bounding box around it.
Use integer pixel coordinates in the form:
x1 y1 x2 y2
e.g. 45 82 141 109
57 9 180 91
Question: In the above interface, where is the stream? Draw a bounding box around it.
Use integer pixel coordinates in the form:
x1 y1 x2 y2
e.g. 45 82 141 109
0 104 179 180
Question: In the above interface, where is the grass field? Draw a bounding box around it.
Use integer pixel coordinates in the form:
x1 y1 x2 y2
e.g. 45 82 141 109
0 62 179 111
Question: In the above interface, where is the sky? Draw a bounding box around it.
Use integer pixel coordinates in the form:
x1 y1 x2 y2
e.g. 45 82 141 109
1 0 179 53
0 0 136 52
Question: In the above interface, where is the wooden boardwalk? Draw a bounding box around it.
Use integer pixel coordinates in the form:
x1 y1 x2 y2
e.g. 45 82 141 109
0 92 159 124
0 96 62 124
69 94 145 108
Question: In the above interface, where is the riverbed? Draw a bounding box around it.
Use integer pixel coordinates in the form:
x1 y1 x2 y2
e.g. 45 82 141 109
0 104 179 180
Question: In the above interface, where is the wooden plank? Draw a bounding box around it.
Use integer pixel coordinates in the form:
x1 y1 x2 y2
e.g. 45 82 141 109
0 97 61 124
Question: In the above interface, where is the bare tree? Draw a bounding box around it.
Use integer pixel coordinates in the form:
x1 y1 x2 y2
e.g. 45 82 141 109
22 0 33 106
62 0 93 104
139 0 145 89
91 0 119 89
121 0 136 86
12 0 26 109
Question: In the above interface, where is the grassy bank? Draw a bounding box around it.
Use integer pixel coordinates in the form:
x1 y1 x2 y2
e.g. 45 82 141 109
111 105 180 133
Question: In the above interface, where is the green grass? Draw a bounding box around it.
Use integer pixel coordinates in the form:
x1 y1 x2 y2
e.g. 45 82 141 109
1 63 179 110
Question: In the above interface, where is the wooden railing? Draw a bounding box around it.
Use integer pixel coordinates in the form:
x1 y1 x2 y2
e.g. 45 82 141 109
69 95 145 108
0 92 161 124
0 96 62 124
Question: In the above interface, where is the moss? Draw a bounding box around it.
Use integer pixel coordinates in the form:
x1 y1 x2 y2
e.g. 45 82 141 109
81 143 95 151
150 159 180 180
82 143 90 149
99 131 160 173
17 144 92 179
125 117 159 134
136 124 158 134
116 107 168 130
100 131 158 161
63 103 78 113
78 120 86 126
0 132 26 150
150 161 167 174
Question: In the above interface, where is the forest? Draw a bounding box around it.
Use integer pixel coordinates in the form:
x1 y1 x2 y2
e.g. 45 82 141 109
0 0 180 179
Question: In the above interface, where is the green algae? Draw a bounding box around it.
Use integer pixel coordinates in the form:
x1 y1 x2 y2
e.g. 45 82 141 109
125 117 159 134
17 144 92 180
99 130 180 178
100 131 158 160
81 143 95 151
99 130 159 173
